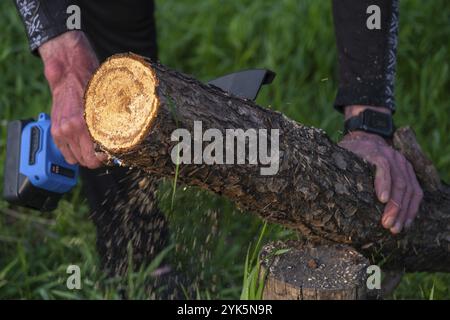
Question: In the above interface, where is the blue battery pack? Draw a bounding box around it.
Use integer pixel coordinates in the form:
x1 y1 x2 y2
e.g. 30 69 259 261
3 113 78 211
20 113 78 193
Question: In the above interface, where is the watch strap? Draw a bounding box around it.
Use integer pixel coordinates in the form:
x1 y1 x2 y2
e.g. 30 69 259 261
344 109 394 138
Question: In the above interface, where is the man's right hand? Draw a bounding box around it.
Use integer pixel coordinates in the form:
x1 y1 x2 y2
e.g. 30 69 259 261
39 31 105 169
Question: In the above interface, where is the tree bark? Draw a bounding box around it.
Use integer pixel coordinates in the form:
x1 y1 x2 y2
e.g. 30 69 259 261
84 53 450 272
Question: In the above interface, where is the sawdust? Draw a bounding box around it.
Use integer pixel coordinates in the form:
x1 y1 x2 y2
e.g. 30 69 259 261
261 241 369 290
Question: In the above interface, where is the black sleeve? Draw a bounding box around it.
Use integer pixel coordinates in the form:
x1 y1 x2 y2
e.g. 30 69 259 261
332 0 399 113
14 0 72 54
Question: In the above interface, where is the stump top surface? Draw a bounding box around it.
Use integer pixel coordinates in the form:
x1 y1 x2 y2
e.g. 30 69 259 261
260 241 369 290
84 53 159 152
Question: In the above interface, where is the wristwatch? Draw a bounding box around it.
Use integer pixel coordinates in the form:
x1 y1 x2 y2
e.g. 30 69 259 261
344 109 394 138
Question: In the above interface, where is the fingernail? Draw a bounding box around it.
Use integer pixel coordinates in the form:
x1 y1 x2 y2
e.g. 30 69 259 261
392 222 403 234
383 216 395 229
380 191 389 203
405 219 413 229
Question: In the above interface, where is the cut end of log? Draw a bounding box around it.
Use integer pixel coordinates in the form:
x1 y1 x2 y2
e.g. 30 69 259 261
84 53 159 152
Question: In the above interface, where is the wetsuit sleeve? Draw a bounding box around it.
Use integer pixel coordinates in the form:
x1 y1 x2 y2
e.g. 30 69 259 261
14 0 72 54
332 0 399 113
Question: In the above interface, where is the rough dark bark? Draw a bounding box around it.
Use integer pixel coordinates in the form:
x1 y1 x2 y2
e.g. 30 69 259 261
85 54 450 272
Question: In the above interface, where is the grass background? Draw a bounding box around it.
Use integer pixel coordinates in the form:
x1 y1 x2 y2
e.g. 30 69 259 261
0 0 449 299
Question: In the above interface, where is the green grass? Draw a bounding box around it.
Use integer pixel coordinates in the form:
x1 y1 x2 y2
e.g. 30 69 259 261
1 0 449 299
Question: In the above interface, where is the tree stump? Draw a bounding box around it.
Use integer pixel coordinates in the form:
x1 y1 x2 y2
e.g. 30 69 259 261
260 241 369 300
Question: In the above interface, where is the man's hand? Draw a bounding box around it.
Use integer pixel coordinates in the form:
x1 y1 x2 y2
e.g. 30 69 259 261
39 31 105 169
339 105 423 234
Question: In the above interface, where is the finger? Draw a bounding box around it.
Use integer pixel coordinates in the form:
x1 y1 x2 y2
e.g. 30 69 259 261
51 124 78 165
58 144 78 165
370 155 391 203
50 101 63 129
381 151 406 230
64 136 84 166
78 120 103 168
95 152 109 163
60 117 86 165
390 154 413 234
79 129 103 169
404 162 424 229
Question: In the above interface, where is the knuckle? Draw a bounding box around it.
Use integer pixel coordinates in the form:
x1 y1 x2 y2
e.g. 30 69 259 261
386 147 397 158
396 180 407 191
404 181 413 196
44 61 64 84
61 117 84 135
377 157 389 169
415 188 424 199
60 121 73 135
51 126 62 139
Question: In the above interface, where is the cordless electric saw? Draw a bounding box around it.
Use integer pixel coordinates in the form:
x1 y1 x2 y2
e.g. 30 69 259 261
3 69 275 211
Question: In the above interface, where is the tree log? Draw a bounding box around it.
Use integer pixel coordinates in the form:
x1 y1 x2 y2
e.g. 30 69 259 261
84 53 450 272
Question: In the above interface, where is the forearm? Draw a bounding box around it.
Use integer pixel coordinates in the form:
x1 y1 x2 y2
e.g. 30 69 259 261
333 0 399 113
